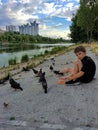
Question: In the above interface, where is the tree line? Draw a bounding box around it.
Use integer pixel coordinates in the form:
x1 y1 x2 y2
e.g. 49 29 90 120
70 0 98 43
0 31 70 46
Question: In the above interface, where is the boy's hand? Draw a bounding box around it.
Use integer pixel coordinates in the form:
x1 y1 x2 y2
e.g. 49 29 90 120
66 76 73 81
59 76 73 81
60 76 67 80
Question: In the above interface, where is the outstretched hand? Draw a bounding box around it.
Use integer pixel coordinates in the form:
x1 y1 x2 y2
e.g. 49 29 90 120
60 76 68 80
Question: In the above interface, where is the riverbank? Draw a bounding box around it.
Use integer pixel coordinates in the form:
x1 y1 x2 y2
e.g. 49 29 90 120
0 44 76 79
0 43 97 79
0 43 98 129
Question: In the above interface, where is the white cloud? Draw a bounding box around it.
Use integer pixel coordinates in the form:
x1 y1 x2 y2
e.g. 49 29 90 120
66 3 74 9
14 9 39 25
0 0 42 25
18 0 30 3
39 2 56 15
39 23 47 30
55 23 63 27
39 25 70 39
40 1 79 21
0 0 2 5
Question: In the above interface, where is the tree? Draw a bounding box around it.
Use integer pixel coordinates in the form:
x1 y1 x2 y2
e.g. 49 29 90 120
83 0 98 9
70 14 86 43
77 0 97 43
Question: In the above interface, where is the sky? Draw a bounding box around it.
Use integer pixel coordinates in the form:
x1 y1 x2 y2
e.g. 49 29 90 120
0 0 80 39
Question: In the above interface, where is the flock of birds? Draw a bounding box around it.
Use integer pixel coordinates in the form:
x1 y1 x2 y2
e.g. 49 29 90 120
32 58 64 93
0 58 65 95
0 57 66 108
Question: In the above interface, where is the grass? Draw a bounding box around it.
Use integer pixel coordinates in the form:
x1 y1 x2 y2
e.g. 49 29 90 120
90 42 98 55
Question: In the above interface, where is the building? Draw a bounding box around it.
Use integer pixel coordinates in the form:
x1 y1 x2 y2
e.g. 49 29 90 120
6 25 17 32
19 21 39 36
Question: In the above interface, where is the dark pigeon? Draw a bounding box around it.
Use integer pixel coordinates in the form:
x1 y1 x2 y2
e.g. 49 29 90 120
39 72 48 93
9 78 23 91
53 70 64 76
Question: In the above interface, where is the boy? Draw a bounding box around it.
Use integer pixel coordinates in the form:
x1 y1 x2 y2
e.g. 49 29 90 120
57 45 96 85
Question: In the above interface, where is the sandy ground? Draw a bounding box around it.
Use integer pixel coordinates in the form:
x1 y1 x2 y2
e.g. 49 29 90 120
0 47 98 128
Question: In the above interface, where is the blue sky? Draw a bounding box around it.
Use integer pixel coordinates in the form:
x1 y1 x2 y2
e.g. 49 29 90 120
0 0 80 39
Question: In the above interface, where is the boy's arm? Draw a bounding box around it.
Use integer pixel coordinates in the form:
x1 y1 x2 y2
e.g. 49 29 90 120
67 71 84 81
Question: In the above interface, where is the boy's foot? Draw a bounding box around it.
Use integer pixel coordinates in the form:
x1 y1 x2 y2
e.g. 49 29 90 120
66 79 80 85
56 79 65 85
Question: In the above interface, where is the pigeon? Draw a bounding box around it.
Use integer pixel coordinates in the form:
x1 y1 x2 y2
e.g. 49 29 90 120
37 68 42 77
3 102 8 108
39 72 48 93
51 58 55 65
49 65 53 71
32 68 42 77
32 68 39 75
22 67 29 71
9 78 23 91
53 70 64 76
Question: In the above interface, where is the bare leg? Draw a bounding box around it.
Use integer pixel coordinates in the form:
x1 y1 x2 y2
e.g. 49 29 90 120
72 59 83 75
56 59 83 85
60 67 73 74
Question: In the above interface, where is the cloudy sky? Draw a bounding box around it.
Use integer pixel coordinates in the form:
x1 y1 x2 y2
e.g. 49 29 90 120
0 0 80 39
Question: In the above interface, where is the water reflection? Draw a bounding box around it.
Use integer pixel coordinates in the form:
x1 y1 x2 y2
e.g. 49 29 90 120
0 47 52 67
0 43 73 67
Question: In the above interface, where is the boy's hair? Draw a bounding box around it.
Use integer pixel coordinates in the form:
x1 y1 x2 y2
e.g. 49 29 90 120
74 46 86 53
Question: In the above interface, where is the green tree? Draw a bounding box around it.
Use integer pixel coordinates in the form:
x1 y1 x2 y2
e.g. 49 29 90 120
83 0 98 9
77 0 97 43
70 14 86 43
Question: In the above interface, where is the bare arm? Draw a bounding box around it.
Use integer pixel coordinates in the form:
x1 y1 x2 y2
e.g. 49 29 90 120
67 71 84 81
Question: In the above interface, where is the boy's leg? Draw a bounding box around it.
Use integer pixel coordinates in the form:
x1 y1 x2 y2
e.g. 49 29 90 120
65 59 83 85
57 67 73 85
72 59 83 75
56 59 83 85
60 67 73 74
60 59 82 75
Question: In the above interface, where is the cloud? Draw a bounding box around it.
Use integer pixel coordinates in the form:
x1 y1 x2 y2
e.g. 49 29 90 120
37 1 79 22
0 0 42 25
38 2 56 15
39 23 70 39
39 23 47 30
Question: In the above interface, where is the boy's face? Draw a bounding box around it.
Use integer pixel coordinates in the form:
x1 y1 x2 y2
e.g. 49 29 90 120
75 51 86 60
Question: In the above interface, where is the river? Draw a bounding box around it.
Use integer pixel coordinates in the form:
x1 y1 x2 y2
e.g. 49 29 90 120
0 43 73 68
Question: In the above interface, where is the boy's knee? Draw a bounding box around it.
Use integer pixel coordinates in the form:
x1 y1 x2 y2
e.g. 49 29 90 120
74 59 81 65
73 60 79 65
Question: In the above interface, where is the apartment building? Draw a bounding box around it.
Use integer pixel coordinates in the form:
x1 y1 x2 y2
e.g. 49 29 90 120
6 25 17 32
19 21 39 36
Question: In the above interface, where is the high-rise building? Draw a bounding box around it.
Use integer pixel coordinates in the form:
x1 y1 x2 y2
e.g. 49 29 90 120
19 21 39 36
6 25 17 32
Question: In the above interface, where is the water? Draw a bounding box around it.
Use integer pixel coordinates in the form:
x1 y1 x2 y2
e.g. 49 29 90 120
0 43 73 68
35 43 73 47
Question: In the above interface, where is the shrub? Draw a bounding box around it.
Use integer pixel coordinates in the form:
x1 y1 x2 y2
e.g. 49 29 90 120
21 54 29 63
44 50 49 54
8 57 17 65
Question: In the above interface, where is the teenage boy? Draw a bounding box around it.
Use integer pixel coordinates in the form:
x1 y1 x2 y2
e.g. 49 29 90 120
57 45 96 85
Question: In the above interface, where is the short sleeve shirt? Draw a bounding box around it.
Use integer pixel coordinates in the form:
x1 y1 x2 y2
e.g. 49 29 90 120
80 56 96 83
